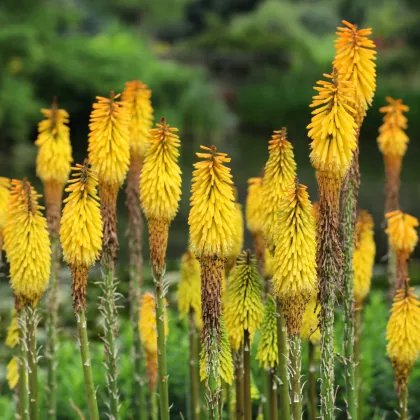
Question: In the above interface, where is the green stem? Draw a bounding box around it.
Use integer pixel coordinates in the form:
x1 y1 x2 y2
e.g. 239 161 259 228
235 350 244 420
151 391 158 420
399 385 408 420
276 303 290 420
354 307 363 420
320 289 335 420
261 367 270 420
269 369 278 420
290 335 302 420
243 331 252 420
46 237 60 420
189 310 200 420
308 342 317 420
26 306 38 420
208 327 221 420
101 263 120 420
77 310 99 420
154 270 170 420
18 309 29 420
342 178 358 420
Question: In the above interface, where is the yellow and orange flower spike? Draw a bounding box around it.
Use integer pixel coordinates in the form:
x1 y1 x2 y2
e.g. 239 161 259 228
256 295 278 368
334 20 376 124
60 161 103 312
178 250 202 330
386 288 420 390
261 128 297 251
300 296 321 345
386 211 418 258
353 211 376 306
307 69 358 183
35 100 73 234
225 203 244 275
272 181 317 335
138 292 169 391
0 177 10 251
4 180 51 307
140 117 182 271
377 97 410 213
122 80 154 162
189 146 236 258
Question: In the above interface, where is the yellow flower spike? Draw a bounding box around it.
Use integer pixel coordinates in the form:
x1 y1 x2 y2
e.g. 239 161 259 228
386 288 420 388
300 296 321 345
178 250 202 330
60 160 103 312
246 177 264 234
334 20 377 124
189 145 236 258
122 80 154 161
224 251 264 350
378 97 409 158
140 117 182 271
261 128 297 251
226 203 244 275
307 69 358 181
264 248 274 279
353 211 376 305
0 177 10 249
88 92 130 188
386 211 418 257
5 309 19 348
272 182 317 335
256 295 278 368
200 316 234 385
7 357 19 390
4 180 51 307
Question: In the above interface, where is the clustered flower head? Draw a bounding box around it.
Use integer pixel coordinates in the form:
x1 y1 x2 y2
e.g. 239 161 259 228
334 20 376 124
261 128 297 251
226 202 244 274
300 296 321 344
178 250 202 329
377 97 409 159
386 288 420 389
122 80 153 161
256 295 278 368
139 292 169 390
88 92 130 189
60 160 103 311
140 117 182 271
35 101 73 186
386 211 418 259
353 210 376 305
189 145 236 258
224 251 263 350
307 69 358 182
272 181 317 335
200 316 233 385
0 177 10 249
4 180 51 307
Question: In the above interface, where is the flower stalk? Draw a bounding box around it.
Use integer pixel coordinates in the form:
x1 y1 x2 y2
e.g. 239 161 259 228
289 335 302 420
243 330 252 420
277 306 290 420
308 342 317 420
26 306 39 420
189 310 200 420
17 308 29 420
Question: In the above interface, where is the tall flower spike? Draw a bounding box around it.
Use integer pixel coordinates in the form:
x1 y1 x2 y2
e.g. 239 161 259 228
387 288 420 389
256 295 278 368
334 20 376 124
35 99 73 233
224 251 264 350
353 211 376 306
300 296 321 345
272 182 317 335
308 69 358 184
60 160 103 312
140 117 182 271
378 97 410 213
178 250 202 330
261 128 297 251
225 202 244 275
4 180 51 307
0 177 10 252
138 292 169 390
199 316 234 385
122 80 154 161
